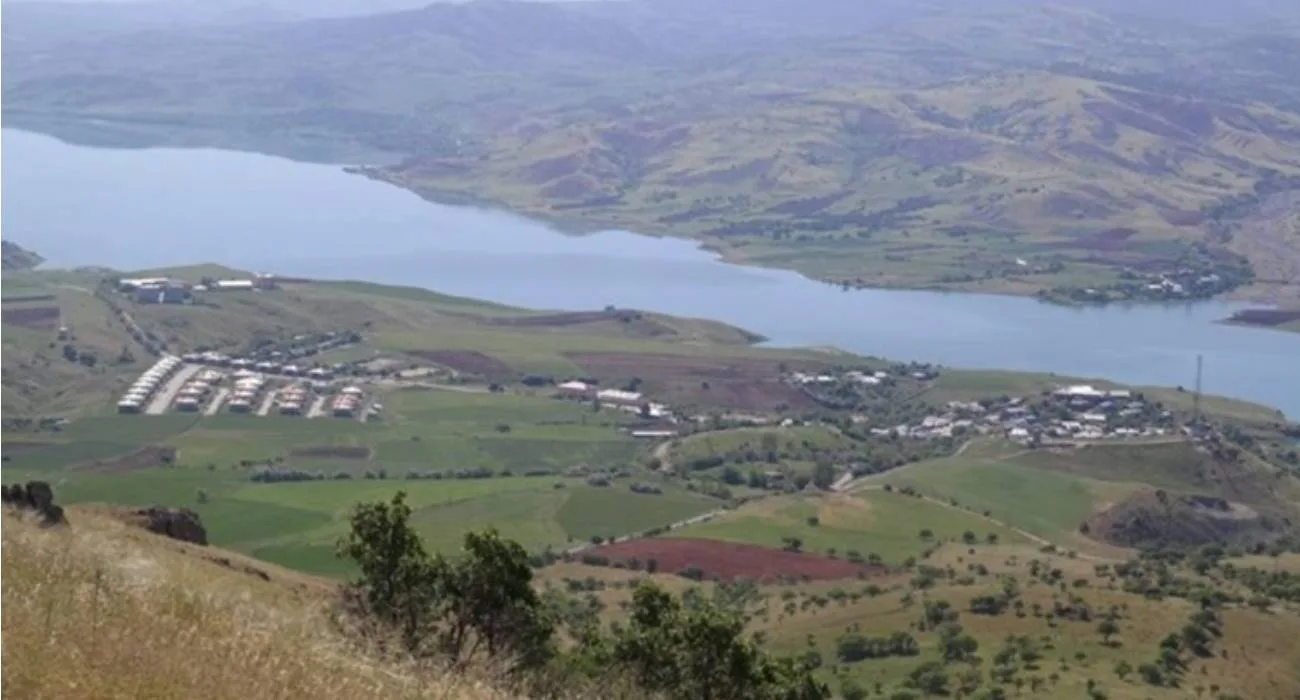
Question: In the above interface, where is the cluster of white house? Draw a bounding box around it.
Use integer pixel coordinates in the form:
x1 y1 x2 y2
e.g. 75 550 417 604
555 381 670 418
790 369 891 386
181 352 336 380
329 386 369 418
226 370 271 414
859 384 1174 444
173 369 226 412
116 355 184 413
117 275 279 304
790 367 938 387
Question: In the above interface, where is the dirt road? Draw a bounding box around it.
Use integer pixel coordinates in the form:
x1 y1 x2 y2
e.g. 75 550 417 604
256 391 279 417
563 508 728 555
144 364 201 415
204 388 229 416
306 396 327 419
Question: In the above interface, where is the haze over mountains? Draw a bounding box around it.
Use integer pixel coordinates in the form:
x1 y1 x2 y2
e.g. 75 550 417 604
5 0 1300 297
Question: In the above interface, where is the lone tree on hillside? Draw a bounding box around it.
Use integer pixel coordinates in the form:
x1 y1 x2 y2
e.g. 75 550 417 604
1098 618 1121 646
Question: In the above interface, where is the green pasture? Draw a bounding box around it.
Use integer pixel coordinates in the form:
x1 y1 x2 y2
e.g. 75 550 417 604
674 490 1027 564
2 463 719 577
859 457 1128 541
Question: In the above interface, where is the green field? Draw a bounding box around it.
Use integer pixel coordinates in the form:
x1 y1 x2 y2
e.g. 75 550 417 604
5 456 720 576
858 457 1133 543
673 490 1029 564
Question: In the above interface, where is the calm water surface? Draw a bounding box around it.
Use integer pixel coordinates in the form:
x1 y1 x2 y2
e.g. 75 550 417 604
3 129 1297 417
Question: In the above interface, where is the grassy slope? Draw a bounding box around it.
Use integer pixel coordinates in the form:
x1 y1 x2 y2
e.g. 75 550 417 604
382 71 1300 298
0 266 785 416
752 542 1300 698
673 490 1030 564
0 508 541 700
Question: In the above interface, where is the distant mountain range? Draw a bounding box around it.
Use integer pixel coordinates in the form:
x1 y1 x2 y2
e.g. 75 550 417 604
4 0 1300 298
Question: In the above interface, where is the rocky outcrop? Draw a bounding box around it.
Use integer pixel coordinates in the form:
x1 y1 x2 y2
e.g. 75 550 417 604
131 507 208 546
2 480 67 526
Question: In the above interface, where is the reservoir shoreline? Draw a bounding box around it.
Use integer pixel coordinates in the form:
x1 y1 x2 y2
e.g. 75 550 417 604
4 128 1298 418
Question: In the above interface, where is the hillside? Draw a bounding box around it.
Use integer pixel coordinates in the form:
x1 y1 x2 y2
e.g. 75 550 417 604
380 71 1300 299
9 485 1300 700
5 0 1300 299
2 241 44 271
0 265 773 417
0 506 532 700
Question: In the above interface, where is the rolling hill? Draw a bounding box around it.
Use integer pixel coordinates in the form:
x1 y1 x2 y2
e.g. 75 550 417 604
379 70 1300 297
5 0 1300 298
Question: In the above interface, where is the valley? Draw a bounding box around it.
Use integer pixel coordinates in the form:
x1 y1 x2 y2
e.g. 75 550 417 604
4 1 1300 698
4 262 1300 699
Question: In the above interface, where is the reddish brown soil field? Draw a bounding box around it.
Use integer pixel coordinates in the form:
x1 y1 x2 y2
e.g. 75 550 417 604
565 352 824 411
289 446 372 460
88 446 178 474
406 350 514 377
1 305 61 329
588 538 883 582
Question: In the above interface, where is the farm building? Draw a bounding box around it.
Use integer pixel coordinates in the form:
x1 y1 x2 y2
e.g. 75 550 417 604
175 397 202 412
117 277 173 291
596 388 642 404
116 399 142 414
134 284 191 305
557 380 591 395
331 395 360 418
227 399 253 414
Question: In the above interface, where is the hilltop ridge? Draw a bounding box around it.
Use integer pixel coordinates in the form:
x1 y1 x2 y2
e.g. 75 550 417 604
6 0 1300 301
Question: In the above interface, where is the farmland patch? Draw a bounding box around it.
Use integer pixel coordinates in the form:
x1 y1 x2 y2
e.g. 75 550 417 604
587 538 882 582
288 445 372 460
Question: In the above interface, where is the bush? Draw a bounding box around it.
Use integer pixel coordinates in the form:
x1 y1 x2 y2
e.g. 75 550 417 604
678 565 705 582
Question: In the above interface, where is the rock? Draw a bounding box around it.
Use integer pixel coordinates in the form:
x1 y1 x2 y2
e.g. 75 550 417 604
134 507 208 545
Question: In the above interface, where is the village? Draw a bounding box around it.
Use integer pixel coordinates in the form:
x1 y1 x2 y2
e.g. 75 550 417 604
788 364 1179 442
116 353 380 420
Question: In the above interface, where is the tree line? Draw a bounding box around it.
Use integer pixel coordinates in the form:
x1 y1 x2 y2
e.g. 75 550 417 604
336 491 829 700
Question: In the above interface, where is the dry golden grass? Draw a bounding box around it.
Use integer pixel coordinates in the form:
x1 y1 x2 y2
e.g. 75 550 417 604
1 508 532 700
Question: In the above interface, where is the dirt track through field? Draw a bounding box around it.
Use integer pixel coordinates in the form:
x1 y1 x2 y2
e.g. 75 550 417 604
306 396 327 418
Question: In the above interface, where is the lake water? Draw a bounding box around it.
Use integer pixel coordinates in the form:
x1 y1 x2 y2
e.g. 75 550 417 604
4 128 1298 417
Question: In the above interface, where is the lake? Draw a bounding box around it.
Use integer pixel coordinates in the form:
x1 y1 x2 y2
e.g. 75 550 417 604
3 128 1298 418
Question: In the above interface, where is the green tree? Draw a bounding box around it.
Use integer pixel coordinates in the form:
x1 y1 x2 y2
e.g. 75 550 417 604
906 661 950 696
337 492 554 669
1097 618 1120 646
604 583 829 700
1113 660 1133 681
811 461 836 490
337 491 440 652
938 623 978 663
